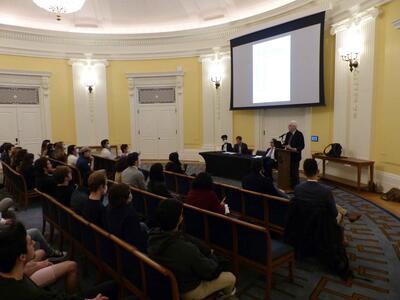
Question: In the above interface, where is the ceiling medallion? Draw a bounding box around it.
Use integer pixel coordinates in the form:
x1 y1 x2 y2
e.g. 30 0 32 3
32 0 86 21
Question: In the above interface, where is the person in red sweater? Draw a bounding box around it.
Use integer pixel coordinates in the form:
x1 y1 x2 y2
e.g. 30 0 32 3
185 172 226 215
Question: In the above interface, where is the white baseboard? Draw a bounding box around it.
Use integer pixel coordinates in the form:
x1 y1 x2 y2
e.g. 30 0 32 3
376 171 400 193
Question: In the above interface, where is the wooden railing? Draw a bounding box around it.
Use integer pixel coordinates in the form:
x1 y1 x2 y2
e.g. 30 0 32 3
108 180 295 300
1 161 38 209
38 189 180 300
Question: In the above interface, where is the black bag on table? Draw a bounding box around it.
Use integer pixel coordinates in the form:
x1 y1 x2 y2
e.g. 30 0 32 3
324 143 343 158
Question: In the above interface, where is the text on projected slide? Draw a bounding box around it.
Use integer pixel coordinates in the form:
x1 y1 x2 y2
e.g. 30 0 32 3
252 35 291 104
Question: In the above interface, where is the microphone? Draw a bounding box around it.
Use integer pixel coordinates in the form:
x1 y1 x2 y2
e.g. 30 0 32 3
278 133 286 139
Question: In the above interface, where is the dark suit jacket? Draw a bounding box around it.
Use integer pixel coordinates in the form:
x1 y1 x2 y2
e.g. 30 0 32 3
284 130 305 161
233 142 249 155
293 181 338 219
221 142 233 152
242 172 281 197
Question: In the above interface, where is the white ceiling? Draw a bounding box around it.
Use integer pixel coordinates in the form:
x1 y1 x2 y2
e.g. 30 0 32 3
0 0 297 34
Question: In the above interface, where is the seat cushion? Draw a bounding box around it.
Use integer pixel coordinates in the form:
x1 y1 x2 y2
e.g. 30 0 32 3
271 239 294 260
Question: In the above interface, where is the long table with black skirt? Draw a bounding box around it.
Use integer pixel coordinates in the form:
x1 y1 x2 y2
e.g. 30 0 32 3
199 151 259 180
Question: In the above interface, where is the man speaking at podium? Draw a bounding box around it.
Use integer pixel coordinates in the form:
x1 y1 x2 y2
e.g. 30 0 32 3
283 120 305 187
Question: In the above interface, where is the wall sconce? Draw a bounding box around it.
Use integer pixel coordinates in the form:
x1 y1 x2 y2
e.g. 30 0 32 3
339 25 362 72
210 60 223 89
82 65 96 94
340 51 359 72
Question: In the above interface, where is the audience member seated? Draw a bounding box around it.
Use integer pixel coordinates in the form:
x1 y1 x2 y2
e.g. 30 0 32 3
121 152 146 190
40 139 50 157
0 142 13 165
114 156 128 183
53 166 75 207
118 144 129 158
34 157 56 196
76 147 94 187
46 143 55 159
11 148 27 170
263 138 280 178
148 199 236 300
17 153 35 191
220 135 233 152
165 152 185 174
186 172 226 215
284 159 358 279
0 197 15 217
242 159 287 198
100 139 115 159
52 142 67 163
25 228 67 262
233 136 249 155
293 159 361 226
0 221 117 300
70 186 89 216
67 145 78 166
105 183 147 252
147 163 172 198
82 170 107 228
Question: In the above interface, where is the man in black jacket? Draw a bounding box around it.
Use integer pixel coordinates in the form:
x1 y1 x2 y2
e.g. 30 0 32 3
233 136 249 155
283 121 305 187
148 199 236 300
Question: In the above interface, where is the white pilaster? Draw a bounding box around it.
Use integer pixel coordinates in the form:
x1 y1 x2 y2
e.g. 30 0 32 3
69 59 109 146
328 7 378 183
200 53 233 150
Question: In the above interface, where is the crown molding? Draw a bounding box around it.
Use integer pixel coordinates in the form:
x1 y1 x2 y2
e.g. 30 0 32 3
330 6 380 35
126 71 184 78
0 0 331 59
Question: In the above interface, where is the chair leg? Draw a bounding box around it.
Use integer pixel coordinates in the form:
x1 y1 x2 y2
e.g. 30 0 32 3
49 224 54 242
288 259 294 283
42 218 46 235
265 272 272 300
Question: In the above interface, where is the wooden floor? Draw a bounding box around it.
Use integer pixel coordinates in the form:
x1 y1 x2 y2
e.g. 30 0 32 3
355 190 400 218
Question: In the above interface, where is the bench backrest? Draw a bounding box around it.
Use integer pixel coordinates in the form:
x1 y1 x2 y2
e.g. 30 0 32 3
1 161 29 207
110 181 274 296
38 189 180 300
48 158 83 187
92 155 117 180
163 170 289 234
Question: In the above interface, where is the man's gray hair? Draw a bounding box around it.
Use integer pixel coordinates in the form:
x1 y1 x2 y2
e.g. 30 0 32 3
289 120 298 127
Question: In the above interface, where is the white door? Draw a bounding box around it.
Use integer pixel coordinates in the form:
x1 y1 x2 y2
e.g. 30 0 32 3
16 106 43 156
0 106 19 145
260 107 311 162
136 104 178 160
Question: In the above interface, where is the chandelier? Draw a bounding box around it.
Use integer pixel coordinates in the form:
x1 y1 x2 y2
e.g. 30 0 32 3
33 0 86 21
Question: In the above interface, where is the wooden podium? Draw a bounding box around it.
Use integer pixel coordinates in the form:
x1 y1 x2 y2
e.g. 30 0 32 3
276 149 292 192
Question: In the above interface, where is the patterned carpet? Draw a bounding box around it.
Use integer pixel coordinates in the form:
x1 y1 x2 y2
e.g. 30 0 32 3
1 168 400 299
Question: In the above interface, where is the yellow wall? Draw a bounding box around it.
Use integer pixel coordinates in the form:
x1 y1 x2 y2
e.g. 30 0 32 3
0 0 398 177
107 57 202 148
0 55 76 144
372 0 400 175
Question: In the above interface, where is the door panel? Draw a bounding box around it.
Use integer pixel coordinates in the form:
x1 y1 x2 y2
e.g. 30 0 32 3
17 106 43 157
137 105 178 159
158 107 177 159
0 106 18 145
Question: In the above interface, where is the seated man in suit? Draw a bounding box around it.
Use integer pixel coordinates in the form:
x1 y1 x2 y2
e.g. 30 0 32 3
283 121 304 187
242 159 288 199
294 159 361 225
263 138 280 178
233 136 248 155
220 135 233 152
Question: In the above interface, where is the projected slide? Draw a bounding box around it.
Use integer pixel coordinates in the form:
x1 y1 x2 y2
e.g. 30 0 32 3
253 35 291 103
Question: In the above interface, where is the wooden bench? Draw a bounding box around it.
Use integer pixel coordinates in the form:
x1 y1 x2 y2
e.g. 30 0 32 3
80 145 119 157
1 161 38 209
164 170 289 235
37 189 180 300
92 155 117 180
48 158 83 187
108 181 294 300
